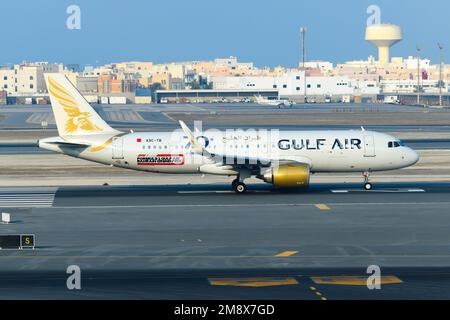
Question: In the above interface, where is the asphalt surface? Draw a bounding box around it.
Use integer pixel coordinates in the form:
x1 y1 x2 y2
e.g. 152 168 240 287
1 182 450 299
2 102 450 299
2 103 450 132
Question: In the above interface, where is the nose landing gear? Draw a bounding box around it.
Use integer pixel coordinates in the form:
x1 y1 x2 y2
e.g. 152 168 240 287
363 171 373 191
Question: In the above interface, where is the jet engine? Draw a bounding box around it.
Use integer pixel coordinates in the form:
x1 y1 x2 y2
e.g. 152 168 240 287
261 163 310 188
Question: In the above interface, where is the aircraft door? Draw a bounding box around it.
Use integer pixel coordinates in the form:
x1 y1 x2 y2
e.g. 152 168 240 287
112 136 124 159
363 135 376 157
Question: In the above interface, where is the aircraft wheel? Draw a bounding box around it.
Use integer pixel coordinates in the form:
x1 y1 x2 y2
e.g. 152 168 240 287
364 182 373 191
233 182 247 194
231 179 239 188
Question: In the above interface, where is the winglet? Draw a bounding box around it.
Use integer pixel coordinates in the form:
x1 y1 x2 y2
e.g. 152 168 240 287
179 121 204 154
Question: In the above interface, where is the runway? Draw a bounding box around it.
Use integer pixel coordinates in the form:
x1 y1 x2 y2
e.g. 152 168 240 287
1 182 450 299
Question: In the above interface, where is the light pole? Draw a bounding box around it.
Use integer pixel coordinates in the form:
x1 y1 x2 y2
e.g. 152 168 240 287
300 27 307 103
416 45 421 105
300 27 306 68
438 43 444 107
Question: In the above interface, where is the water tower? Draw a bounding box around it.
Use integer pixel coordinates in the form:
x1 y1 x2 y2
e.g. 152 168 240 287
365 24 402 65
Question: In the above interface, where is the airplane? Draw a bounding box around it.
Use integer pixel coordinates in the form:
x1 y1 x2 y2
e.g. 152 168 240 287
38 74 420 194
254 95 293 108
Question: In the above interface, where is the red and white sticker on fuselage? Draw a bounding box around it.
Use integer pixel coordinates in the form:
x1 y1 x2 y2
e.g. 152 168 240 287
137 154 185 166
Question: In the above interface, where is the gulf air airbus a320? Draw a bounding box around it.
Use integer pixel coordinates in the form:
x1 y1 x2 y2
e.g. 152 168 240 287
38 74 420 193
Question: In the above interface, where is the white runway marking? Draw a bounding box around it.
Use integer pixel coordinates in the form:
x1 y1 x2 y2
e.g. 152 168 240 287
0 192 55 208
178 190 270 194
177 191 217 194
331 189 426 194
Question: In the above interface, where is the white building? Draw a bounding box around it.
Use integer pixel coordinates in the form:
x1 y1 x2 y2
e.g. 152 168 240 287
303 61 334 73
212 72 354 97
404 56 431 70
381 79 448 94
214 56 254 69
353 79 381 95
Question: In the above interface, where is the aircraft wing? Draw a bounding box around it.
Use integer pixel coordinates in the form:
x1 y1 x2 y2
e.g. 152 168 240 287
179 121 312 168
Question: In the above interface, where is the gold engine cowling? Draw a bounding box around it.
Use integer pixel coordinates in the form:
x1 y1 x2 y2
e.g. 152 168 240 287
263 163 310 188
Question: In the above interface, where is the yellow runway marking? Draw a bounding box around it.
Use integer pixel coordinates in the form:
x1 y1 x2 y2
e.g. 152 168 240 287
209 277 298 287
315 204 331 210
311 276 403 286
308 285 328 300
275 250 299 257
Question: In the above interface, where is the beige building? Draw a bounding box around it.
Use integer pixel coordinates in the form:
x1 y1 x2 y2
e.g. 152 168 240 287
0 62 64 96
151 63 185 79
151 72 172 89
0 68 15 95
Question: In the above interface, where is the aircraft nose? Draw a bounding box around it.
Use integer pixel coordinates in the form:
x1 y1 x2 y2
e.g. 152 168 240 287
406 148 420 166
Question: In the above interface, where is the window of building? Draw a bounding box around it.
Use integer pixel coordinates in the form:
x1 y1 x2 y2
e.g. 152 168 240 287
30 76 33 80
3 76 6 80
296 76 301 80
273 85 277 89
282 84 287 88
30 84 34 89
3 84 7 89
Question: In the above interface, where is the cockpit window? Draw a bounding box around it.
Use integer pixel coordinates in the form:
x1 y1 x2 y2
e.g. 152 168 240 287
388 141 404 148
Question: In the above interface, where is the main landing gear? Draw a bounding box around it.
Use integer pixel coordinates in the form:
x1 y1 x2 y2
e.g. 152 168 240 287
232 178 247 194
363 171 373 191
232 170 251 194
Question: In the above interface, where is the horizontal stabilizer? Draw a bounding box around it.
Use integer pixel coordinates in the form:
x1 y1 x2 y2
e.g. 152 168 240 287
46 141 90 148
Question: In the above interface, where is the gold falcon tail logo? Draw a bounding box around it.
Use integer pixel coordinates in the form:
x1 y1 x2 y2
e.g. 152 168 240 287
48 77 103 134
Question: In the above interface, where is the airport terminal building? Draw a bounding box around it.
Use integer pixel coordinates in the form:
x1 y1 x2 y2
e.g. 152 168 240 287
155 89 279 103
155 73 359 103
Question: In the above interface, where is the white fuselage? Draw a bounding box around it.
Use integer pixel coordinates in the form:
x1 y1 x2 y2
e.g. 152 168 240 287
39 129 419 176
255 96 292 107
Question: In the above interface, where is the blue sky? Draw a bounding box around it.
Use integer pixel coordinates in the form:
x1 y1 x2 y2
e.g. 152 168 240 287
0 0 448 67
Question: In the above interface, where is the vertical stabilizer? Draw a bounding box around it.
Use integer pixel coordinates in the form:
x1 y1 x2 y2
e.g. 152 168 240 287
44 73 119 137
